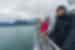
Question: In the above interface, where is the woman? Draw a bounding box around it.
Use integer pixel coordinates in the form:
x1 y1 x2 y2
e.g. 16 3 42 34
39 16 50 38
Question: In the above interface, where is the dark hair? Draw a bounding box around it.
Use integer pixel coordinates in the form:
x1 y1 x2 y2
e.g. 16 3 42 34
56 5 66 12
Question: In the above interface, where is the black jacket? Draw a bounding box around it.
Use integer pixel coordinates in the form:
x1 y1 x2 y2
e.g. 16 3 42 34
62 14 75 50
49 14 72 47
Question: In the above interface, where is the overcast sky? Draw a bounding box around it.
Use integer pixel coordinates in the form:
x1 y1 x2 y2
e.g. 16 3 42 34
0 0 72 22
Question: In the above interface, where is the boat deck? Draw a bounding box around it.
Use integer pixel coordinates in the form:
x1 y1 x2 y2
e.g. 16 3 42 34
33 32 61 50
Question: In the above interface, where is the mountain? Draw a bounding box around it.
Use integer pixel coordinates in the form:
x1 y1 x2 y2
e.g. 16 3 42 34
14 20 28 24
0 19 37 26
15 19 37 25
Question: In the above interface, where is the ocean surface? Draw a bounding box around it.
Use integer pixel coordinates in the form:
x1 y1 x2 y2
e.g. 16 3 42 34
0 25 35 50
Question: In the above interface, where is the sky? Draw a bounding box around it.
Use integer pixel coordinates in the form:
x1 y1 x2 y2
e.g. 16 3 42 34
0 0 74 22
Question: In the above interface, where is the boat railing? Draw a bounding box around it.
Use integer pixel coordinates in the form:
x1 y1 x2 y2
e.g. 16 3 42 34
33 32 61 50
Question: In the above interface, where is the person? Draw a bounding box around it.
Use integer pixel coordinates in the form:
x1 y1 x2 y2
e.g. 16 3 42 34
37 16 49 39
62 13 75 50
49 5 72 48
35 17 49 50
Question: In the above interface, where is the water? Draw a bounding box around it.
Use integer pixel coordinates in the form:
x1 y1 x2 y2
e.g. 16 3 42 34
0 25 35 50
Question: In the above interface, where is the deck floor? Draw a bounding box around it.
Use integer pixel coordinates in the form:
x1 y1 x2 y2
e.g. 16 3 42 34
33 32 61 50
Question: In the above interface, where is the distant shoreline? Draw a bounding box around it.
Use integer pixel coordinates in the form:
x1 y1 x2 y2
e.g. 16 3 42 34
0 20 37 26
0 24 37 26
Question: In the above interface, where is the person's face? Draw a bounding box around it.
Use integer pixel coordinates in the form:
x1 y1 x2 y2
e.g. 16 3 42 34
56 9 65 16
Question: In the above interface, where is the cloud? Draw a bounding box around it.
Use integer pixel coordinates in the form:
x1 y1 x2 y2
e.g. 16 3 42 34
0 0 16 9
0 0 70 21
15 0 69 20
15 0 49 20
